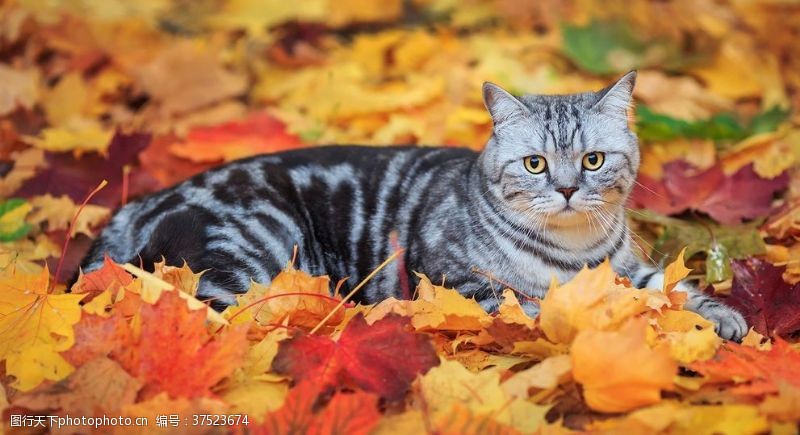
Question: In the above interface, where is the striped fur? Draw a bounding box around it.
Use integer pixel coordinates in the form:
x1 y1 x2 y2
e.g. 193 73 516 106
80 72 747 340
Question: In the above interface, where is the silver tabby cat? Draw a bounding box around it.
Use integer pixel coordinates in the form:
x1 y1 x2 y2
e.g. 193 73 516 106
81 71 747 341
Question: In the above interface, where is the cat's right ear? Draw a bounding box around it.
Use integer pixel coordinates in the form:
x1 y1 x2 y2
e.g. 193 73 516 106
482 82 529 127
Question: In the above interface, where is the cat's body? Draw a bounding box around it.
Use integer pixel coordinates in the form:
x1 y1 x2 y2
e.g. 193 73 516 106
81 72 748 340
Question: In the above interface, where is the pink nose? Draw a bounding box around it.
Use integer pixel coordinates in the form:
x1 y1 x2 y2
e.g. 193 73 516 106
556 187 578 200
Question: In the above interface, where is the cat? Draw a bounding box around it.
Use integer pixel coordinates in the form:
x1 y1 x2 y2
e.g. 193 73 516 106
79 71 748 341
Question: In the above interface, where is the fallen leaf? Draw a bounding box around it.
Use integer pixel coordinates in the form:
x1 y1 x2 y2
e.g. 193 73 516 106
13 357 141 415
728 258 800 339
538 260 665 344
0 266 84 391
115 291 249 399
691 339 800 397
0 65 39 115
572 319 677 413
14 131 152 207
631 161 788 224
272 313 439 399
167 112 305 163
0 198 32 241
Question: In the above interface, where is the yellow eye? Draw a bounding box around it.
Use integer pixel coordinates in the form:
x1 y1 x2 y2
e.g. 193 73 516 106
523 155 547 174
582 152 605 171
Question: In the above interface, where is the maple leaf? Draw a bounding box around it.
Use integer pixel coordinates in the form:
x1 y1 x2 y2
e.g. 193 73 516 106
60 312 130 367
13 131 153 207
27 194 110 237
572 319 677 413
690 339 800 397
727 257 800 338
272 313 439 399
538 260 666 344
13 357 142 416
0 266 84 391
255 381 381 435
72 255 133 297
167 112 305 163
630 161 788 224
229 266 343 329
115 291 249 399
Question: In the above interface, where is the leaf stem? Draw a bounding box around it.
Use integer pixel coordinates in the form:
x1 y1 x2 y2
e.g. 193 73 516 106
309 249 404 335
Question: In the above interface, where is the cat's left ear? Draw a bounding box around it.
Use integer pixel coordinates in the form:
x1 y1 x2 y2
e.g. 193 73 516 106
593 70 636 120
483 82 530 127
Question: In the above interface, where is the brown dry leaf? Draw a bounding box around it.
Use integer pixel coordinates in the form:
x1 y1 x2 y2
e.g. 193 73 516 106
635 70 732 120
131 41 248 118
0 65 39 115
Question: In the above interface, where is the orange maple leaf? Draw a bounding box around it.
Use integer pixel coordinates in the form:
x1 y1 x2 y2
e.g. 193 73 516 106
115 291 249 399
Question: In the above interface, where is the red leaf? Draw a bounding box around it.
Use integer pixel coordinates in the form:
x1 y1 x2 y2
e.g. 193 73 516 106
72 254 133 296
61 312 131 367
272 314 439 400
630 161 787 224
691 339 800 396
116 291 248 399
254 382 380 435
14 131 155 207
308 390 381 435
728 258 800 338
167 113 306 163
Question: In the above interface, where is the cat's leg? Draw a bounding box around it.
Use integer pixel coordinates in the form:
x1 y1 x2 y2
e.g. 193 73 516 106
630 263 748 341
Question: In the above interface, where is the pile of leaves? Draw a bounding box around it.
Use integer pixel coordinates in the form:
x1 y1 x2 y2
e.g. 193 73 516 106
1 0 800 433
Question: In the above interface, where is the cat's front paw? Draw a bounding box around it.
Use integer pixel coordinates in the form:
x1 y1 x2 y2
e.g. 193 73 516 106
698 304 748 342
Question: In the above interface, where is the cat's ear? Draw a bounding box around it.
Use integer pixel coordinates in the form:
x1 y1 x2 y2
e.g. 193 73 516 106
593 70 636 119
482 82 529 127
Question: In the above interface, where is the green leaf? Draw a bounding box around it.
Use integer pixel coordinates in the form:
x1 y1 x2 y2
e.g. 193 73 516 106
630 210 765 282
636 105 791 145
749 106 792 135
561 20 695 75
0 198 33 242
562 21 644 75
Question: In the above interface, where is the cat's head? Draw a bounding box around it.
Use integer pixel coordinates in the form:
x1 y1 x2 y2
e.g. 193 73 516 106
478 72 639 229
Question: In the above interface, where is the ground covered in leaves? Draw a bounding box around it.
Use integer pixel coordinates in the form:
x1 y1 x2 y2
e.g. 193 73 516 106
1 0 799 433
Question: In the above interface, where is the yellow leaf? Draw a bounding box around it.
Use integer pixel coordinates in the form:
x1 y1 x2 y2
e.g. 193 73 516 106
83 290 113 317
27 194 110 237
760 382 800 422
0 148 47 198
690 35 764 99
0 266 84 391
419 359 507 417
6 343 75 392
43 72 88 126
656 310 719 363
121 263 227 325
497 289 535 328
501 354 572 399
539 261 663 344
412 273 491 331
572 319 677 413
590 402 769 434
25 119 114 154
0 200 32 238
223 381 288 423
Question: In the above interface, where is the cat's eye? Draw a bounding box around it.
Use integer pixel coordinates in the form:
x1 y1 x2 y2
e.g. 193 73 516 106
582 152 605 171
523 155 547 174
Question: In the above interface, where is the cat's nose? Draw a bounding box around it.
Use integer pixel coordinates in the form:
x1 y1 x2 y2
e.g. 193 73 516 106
556 187 578 200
